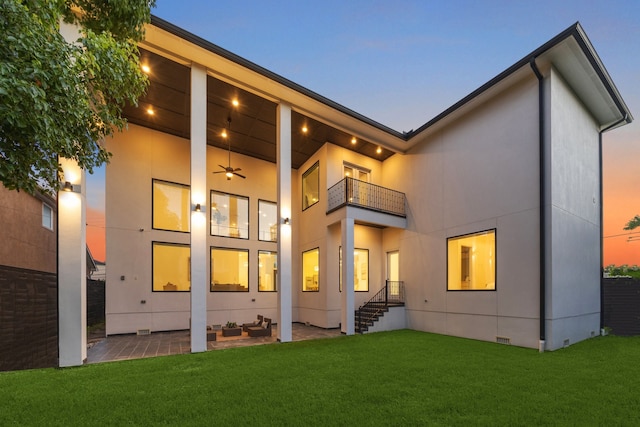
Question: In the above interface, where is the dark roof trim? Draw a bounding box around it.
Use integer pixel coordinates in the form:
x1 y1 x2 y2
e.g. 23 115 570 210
150 15 405 139
150 17 632 144
407 22 632 138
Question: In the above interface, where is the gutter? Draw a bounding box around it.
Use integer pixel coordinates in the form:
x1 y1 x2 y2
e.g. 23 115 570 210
529 57 546 353
598 114 629 331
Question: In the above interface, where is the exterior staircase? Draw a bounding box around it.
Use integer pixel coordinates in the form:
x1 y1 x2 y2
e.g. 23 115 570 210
355 281 404 333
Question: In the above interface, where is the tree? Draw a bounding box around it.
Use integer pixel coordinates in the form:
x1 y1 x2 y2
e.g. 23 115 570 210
0 0 155 194
624 215 640 231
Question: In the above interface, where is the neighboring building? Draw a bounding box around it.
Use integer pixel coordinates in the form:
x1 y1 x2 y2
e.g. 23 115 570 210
98 18 634 352
0 184 58 371
0 184 57 273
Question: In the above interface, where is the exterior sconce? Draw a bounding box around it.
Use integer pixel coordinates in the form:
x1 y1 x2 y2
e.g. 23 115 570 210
194 203 202 212
62 181 81 193
283 217 290 225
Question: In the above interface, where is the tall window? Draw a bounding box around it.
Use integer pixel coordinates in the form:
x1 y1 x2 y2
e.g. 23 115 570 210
302 161 319 210
152 179 190 232
210 248 249 291
447 229 496 291
258 200 277 242
42 203 53 230
210 191 249 239
152 242 190 291
302 248 319 291
258 250 277 292
339 247 369 292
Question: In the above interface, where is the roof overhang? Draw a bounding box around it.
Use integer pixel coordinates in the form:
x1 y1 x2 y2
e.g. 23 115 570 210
134 19 631 162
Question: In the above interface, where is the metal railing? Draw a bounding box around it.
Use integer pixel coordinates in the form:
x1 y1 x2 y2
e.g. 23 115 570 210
355 281 405 333
327 177 406 217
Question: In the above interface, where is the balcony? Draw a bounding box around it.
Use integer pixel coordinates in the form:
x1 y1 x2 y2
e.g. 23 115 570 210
327 177 406 217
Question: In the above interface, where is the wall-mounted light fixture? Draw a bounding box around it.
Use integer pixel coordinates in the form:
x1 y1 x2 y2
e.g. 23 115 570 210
62 181 81 193
194 203 202 212
283 217 290 225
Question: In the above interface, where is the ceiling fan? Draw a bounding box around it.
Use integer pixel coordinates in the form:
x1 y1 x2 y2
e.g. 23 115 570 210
213 116 246 180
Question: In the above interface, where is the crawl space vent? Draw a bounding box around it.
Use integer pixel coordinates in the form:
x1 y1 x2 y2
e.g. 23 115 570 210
496 336 511 345
137 329 151 336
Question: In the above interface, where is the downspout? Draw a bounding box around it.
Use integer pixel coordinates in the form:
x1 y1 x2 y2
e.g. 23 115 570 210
529 58 546 352
598 115 628 332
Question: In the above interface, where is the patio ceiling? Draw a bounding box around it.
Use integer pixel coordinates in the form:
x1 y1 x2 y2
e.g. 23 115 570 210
123 49 395 170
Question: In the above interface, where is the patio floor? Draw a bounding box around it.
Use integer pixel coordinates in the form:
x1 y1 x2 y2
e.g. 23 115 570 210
86 323 342 364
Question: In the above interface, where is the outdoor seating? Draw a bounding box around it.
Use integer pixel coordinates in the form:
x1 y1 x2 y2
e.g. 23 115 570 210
242 314 263 332
247 317 272 337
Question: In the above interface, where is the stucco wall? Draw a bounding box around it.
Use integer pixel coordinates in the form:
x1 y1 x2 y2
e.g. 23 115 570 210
545 67 601 350
106 124 288 334
382 75 542 348
295 143 385 328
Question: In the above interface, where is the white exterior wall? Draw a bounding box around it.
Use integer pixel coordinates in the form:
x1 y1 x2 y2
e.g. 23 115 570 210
296 143 386 328
106 124 286 334
545 68 601 350
382 76 542 348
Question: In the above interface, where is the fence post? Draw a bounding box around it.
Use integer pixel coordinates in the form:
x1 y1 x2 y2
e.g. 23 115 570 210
385 280 388 304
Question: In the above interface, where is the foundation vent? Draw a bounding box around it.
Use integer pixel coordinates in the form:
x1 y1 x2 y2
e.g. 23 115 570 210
563 339 570 348
496 336 511 345
137 329 151 336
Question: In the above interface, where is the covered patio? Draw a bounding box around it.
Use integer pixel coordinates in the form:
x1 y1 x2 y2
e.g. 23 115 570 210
86 323 342 364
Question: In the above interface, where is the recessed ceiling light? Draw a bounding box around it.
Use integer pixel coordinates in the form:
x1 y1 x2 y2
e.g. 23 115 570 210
376 147 382 154
232 99 239 107
221 129 227 138
302 126 308 133
146 107 154 115
141 64 150 73
351 137 357 144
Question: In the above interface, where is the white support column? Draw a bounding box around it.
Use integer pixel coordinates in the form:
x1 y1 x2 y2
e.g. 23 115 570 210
341 217 355 334
58 159 87 367
190 63 208 353
277 103 293 342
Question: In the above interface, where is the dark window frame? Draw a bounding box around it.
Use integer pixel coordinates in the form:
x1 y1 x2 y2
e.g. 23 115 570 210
151 241 191 292
446 228 497 292
152 179 191 234
302 161 320 211
210 190 250 240
210 246 250 292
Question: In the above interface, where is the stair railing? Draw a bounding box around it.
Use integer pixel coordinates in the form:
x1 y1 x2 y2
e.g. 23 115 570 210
356 281 404 333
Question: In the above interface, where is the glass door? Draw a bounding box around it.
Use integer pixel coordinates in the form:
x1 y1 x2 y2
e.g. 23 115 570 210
387 251 400 298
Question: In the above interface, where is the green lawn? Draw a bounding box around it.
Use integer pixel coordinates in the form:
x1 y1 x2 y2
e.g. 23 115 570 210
2 330 639 426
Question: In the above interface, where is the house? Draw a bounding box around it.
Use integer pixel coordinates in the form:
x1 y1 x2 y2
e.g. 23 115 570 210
56 17 632 366
0 184 58 371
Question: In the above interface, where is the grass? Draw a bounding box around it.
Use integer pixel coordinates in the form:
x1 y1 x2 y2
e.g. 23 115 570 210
1 331 639 426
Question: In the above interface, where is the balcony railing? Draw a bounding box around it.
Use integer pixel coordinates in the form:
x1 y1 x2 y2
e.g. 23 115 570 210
327 177 406 217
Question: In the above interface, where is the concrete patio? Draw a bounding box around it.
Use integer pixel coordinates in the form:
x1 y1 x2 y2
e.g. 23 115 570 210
86 323 342 364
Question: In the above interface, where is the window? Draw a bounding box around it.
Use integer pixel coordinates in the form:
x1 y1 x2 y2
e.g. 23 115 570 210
211 248 249 291
302 161 319 210
258 200 277 242
152 242 190 291
339 247 369 292
152 180 190 232
447 230 496 291
42 203 53 230
343 162 370 182
302 248 319 291
258 251 277 291
210 191 249 239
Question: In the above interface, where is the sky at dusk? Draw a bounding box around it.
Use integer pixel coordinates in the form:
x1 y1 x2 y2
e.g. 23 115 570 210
87 0 640 265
